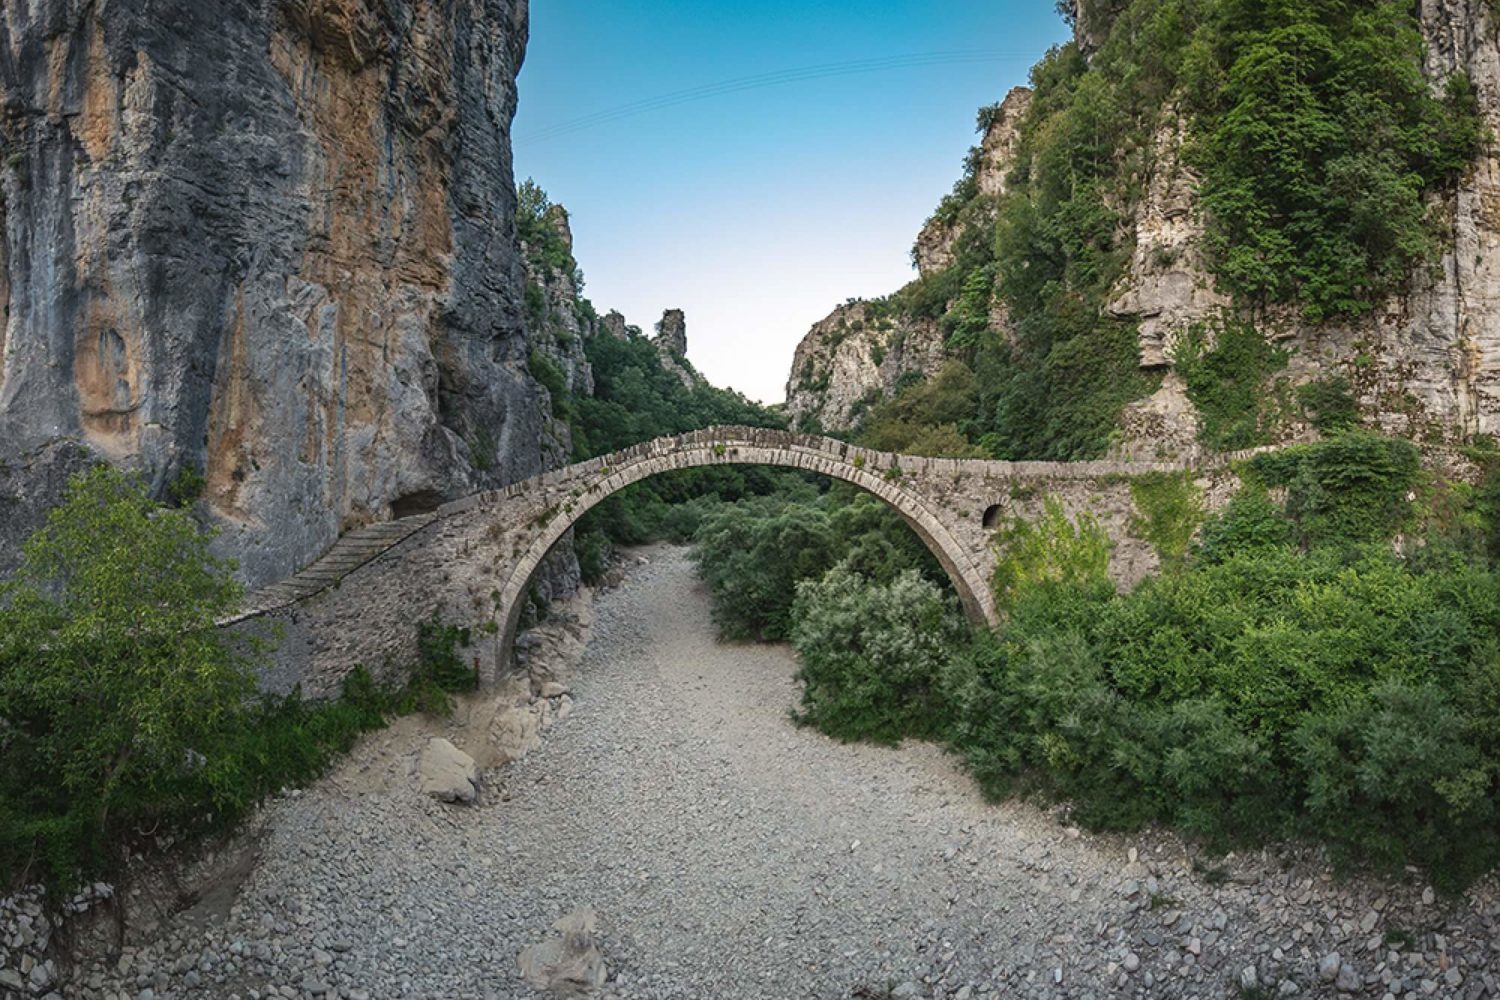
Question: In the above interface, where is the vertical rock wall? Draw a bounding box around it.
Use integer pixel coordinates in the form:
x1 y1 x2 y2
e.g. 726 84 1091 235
0 0 553 586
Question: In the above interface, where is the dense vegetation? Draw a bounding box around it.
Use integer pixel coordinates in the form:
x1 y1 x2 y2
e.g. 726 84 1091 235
838 0 1484 461
0 469 479 891
696 434 1500 889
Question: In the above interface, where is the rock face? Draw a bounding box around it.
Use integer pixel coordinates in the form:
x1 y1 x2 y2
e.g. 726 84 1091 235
0 0 551 586
784 302 947 432
789 2 1500 453
1106 0 1500 447
654 308 688 357
651 308 698 389
1105 115 1230 369
914 87 1031 276
786 89 1029 433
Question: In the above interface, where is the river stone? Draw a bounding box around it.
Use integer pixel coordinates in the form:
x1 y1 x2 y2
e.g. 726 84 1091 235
517 907 607 997
418 738 478 804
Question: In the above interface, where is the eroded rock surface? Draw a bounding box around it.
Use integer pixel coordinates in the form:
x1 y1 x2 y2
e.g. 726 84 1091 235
783 301 946 433
0 0 549 586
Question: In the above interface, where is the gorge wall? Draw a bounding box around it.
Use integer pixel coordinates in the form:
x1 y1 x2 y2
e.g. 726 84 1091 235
0 0 555 587
785 1 1500 461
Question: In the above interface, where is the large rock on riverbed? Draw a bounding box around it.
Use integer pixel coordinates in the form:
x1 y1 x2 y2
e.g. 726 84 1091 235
517 908 608 997
418 738 478 804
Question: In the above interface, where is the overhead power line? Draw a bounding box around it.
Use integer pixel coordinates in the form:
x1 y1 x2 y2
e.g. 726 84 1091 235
516 50 1030 145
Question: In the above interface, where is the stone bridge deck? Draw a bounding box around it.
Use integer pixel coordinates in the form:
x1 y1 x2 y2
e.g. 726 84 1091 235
226 426 1248 697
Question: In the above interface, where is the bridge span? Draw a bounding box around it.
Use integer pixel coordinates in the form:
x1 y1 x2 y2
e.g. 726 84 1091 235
225 427 1242 697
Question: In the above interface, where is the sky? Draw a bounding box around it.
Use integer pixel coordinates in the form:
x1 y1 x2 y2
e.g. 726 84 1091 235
512 2 1071 404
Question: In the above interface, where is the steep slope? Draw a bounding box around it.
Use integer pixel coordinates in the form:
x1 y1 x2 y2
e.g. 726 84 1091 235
0 0 546 586
786 0 1500 461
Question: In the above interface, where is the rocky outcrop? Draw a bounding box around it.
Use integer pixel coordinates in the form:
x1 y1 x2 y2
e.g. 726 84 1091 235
1106 115 1231 368
788 90 1029 432
601 309 631 340
520 203 594 465
783 302 946 432
0 0 552 587
1106 0 1500 448
651 308 698 388
795 1 1500 456
654 308 687 357
915 87 1031 276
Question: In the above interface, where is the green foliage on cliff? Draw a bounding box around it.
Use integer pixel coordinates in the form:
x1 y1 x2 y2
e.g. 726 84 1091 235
1172 320 1290 450
851 0 1483 461
1246 432 1421 548
517 178 577 275
1185 1 1485 319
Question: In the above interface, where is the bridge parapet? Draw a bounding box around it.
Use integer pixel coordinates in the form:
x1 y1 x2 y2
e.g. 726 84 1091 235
224 426 1248 698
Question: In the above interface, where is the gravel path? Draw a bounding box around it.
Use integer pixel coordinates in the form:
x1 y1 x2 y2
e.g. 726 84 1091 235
71 547 1500 1000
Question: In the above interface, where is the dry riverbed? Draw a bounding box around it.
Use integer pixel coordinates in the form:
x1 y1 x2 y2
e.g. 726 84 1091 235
53 546 1500 999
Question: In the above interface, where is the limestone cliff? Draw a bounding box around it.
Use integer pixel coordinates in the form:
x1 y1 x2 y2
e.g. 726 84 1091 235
787 1 1500 457
0 0 552 586
913 87 1031 277
784 302 946 433
1109 0 1500 456
783 88 1029 435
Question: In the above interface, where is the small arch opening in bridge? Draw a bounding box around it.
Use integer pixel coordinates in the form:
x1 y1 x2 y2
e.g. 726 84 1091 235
982 503 1003 529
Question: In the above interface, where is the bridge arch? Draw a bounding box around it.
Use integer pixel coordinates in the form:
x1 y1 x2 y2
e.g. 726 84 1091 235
491 428 999 670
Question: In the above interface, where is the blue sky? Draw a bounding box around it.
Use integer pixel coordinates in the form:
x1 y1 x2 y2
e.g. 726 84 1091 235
513 2 1071 403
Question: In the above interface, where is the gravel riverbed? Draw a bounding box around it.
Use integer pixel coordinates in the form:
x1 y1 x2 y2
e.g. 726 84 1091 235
66 547 1500 999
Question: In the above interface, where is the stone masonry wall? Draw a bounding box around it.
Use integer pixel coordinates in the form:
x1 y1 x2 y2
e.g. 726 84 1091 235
227 427 1250 699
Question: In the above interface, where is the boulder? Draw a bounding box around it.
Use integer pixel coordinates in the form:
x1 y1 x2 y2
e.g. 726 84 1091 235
418 738 478 804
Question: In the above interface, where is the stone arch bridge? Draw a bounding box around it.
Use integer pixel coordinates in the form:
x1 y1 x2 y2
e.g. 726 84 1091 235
225 427 1241 697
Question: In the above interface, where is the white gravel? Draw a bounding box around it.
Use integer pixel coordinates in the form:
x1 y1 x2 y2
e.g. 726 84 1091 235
67 546 1500 1000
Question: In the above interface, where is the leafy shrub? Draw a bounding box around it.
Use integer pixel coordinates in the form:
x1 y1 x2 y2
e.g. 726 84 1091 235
1248 432 1421 547
0 467 253 886
942 542 1500 883
1295 679 1499 889
693 495 838 641
1196 484 1292 562
0 468 484 892
1129 471 1205 566
1297 376 1361 433
991 496 1112 611
1172 320 1289 451
405 617 476 715
791 566 967 745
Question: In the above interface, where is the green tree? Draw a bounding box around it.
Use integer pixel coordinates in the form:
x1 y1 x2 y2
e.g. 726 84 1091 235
790 566 966 745
0 466 254 881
